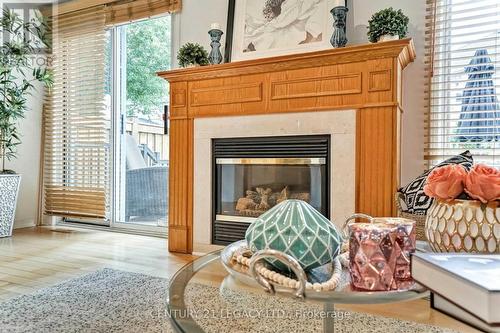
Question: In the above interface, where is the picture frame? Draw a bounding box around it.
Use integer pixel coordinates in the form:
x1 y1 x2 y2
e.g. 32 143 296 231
224 0 341 63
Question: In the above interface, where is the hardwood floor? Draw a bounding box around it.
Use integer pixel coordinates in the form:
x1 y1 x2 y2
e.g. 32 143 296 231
0 226 194 301
0 226 480 332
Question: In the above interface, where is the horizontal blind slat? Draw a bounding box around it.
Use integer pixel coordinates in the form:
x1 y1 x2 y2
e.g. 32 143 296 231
428 10 500 25
426 19 500 36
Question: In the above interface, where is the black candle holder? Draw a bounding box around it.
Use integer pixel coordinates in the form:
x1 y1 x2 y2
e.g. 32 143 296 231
208 29 224 65
330 6 348 48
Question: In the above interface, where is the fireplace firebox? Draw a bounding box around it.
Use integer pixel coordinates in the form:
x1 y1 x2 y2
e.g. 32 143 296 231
212 135 330 245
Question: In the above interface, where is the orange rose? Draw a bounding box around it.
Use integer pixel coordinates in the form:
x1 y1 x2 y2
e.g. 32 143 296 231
424 164 467 200
465 164 500 203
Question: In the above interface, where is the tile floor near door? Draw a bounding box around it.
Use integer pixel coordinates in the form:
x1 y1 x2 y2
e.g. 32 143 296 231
0 226 194 301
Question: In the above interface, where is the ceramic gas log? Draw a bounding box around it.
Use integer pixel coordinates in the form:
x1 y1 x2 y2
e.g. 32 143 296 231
235 186 311 217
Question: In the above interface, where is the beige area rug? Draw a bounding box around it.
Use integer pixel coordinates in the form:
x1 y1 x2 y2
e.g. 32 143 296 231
0 269 459 333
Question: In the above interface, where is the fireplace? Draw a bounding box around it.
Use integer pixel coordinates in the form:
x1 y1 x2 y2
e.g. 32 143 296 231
160 40 415 253
212 135 330 245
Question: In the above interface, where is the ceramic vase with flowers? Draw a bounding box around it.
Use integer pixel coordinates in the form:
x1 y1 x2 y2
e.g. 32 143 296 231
423 164 500 253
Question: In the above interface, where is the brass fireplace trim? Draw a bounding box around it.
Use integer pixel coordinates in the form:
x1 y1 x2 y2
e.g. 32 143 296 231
215 215 256 223
215 158 326 165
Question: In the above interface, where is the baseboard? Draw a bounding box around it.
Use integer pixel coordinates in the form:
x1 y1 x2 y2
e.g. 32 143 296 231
13 218 36 229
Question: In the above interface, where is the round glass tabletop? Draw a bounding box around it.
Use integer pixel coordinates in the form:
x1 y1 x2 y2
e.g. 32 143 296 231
167 248 431 333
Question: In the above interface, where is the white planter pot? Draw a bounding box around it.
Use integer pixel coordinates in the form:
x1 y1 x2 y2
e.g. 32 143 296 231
378 34 399 42
0 174 21 238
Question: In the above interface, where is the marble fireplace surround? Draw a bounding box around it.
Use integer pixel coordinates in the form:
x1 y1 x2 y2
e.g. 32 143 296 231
158 39 415 253
193 110 356 245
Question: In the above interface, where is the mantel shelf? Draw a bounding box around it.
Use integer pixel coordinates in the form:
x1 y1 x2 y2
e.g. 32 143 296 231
159 39 416 254
158 39 415 82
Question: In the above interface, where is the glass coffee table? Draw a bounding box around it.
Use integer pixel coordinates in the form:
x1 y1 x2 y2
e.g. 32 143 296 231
167 244 431 333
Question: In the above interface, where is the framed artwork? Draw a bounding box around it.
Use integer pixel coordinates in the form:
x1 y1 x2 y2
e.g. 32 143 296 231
224 0 339 62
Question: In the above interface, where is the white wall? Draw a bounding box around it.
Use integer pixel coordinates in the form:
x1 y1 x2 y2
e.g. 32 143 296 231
172 0 427 185
171 0 229 65
6 81 44 229
346 0 426 185
10 1 425 230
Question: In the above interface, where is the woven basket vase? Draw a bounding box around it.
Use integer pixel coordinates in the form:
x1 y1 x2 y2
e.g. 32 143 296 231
394 193 427 241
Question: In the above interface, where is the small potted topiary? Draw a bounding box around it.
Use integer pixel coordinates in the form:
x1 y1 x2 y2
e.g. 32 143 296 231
367 8 409 43
177 43 210 68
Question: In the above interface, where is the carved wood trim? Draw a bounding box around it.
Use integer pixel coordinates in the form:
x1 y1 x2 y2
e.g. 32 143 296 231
190 82 263 107
270 73 362 100
368 70 392 92
356 106 400 216
171 89 187 108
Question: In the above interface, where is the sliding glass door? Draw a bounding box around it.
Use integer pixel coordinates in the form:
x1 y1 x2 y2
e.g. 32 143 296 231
107 16 171 233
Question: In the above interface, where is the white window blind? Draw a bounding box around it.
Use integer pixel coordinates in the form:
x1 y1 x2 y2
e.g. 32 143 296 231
43 7 109 219
426 0 500 167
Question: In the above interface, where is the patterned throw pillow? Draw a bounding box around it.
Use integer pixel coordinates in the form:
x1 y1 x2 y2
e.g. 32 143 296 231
397 151 474 215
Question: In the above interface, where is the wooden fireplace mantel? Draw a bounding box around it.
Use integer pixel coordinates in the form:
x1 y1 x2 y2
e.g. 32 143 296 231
158 39 416 253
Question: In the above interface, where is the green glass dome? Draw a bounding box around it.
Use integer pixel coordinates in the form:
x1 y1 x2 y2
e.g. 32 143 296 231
245 200 342 271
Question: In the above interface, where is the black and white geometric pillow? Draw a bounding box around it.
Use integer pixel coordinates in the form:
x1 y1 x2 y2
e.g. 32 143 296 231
397 151 474 215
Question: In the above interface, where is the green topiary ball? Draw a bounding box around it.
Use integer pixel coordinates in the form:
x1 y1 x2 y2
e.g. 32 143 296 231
367 7 409 43
177 42 209 68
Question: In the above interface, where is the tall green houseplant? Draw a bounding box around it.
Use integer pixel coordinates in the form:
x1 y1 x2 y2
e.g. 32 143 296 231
0 9 53 174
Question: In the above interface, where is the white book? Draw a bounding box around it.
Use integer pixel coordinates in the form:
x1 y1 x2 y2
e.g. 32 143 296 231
432 294 500 333
412 253 500 325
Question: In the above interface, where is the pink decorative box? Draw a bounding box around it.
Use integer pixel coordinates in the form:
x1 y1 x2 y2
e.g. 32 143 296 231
349 218 416 291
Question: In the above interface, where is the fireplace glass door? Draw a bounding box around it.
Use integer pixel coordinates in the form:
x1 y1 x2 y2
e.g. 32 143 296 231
212 135 330 245
215 158 327 221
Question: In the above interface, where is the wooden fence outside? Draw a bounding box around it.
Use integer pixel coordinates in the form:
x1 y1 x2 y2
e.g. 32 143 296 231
126 117 169 163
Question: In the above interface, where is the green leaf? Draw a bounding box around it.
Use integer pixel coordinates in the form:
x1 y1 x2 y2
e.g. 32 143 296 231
0 8 51 167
